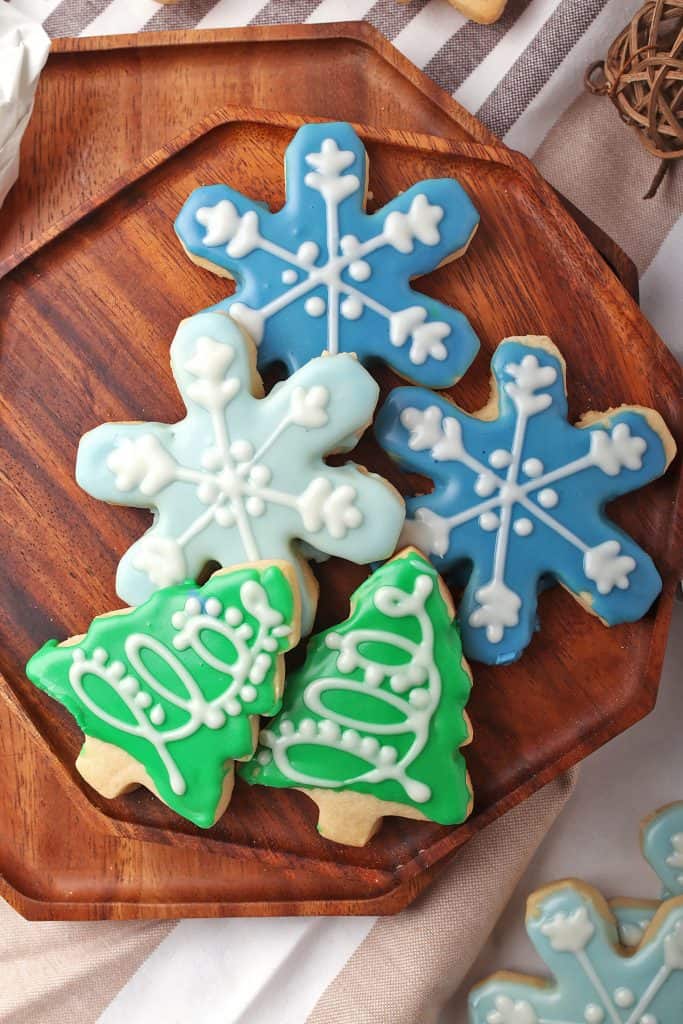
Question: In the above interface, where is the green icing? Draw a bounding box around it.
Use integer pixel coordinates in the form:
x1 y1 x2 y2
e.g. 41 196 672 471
26 564 297 828
240 550 473 825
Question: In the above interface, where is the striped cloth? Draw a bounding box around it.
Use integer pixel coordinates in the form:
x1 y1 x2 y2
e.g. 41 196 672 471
1 2 681 1022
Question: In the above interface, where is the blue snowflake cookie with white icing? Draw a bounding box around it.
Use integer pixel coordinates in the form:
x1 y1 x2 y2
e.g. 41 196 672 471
376 335 676 665
469 880 683 1024
643 803 683 900
76 311 405 634
175 121 480 388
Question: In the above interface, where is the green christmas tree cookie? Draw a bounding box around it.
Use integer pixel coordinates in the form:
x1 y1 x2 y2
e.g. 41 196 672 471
240 547 474 846
26 562 299 828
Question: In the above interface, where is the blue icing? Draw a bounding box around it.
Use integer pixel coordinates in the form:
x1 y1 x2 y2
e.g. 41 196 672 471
175 121 480 388
76 311 405 634
469 882 683 1024
375 337 672 665
643 803 683 900
611 901 658 949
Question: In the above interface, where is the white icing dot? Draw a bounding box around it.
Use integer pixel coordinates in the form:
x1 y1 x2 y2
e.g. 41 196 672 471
319 720 341 742
299 719 316 738
378 746 397 765
263 636 278 652
119 676 138 697
359 736 379 758
523 457 544 477
215 506 236 528
230 440 253 461
513 517 533 536
246 495 266 517
171 611 186 630
240 685 257 703
489 449 512 469
257 750 272 766
93 647 107 665
201 448 222 471
280 720 295 737
640 1015 657 1024
108 661 126 680
479 511 500 531
340 295 363 320
297 241 319 265
237 623 253 640
72 649 85 663
584 1006 605 1024
204 597 222 617
197 480 219 505
249 464 271 487
341 729 360 750
474 473 497 497
204 707 225 729
150 704 165 726
226 699 241 717
185 597 201 616
304 296 326 317
538 487 559 508
364 664 384 686
349 260 371 282
281 269 297 285
409 689 430 709
135 691 152 708
614 989 634 1009
225 607 242 626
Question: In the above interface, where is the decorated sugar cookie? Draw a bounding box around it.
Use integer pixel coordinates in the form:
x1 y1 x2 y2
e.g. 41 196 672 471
376 336 676 664
76 311 405 633
175 121 480 388
26 563 299 828
469 881 683 1024
240 548 473 846
643 802 683 899
611 899 661 949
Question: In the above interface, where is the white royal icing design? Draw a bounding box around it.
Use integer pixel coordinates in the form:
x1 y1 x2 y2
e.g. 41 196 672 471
77 313 405 632
399 354 648 644
68 581 290 797
258 573 442 803
194 141 449 364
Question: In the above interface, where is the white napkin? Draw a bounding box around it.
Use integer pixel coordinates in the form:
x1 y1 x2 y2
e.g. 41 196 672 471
0 4 49 208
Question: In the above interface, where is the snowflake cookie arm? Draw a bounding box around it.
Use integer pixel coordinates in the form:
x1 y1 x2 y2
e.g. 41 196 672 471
25 564 299 828
175 121 480 387
469 882 683 1024
376 337 675 665
240 548 473 846
642 802 683 899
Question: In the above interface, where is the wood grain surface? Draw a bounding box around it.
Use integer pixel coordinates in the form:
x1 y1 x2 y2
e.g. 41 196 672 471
0 105 679 920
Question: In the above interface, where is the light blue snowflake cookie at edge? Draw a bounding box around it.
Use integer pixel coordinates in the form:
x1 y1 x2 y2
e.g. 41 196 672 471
468 882 683 1024
375 336 675 665
643 803 683 900
75 311 405 633
174 121 480 388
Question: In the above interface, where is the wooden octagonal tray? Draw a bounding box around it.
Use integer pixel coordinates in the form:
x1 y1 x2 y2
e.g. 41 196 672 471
0 108 679 919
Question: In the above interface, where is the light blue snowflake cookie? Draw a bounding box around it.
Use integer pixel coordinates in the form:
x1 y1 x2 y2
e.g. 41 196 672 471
175 121 480 388
376 335 675 664
469 881 683 1024
76 311 405 633
643 803 683 900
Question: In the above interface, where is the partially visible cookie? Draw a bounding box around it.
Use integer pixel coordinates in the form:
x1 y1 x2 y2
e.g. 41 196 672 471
642 801 683 898
26 562 300 828
397 0 507 24
469 879 683 1024
240 547 474 846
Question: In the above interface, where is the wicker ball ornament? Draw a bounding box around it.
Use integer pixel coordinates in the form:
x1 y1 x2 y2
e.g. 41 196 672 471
586 0 683 197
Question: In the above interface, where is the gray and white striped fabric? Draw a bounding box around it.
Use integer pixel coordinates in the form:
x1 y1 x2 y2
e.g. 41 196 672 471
1 2 680 1022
